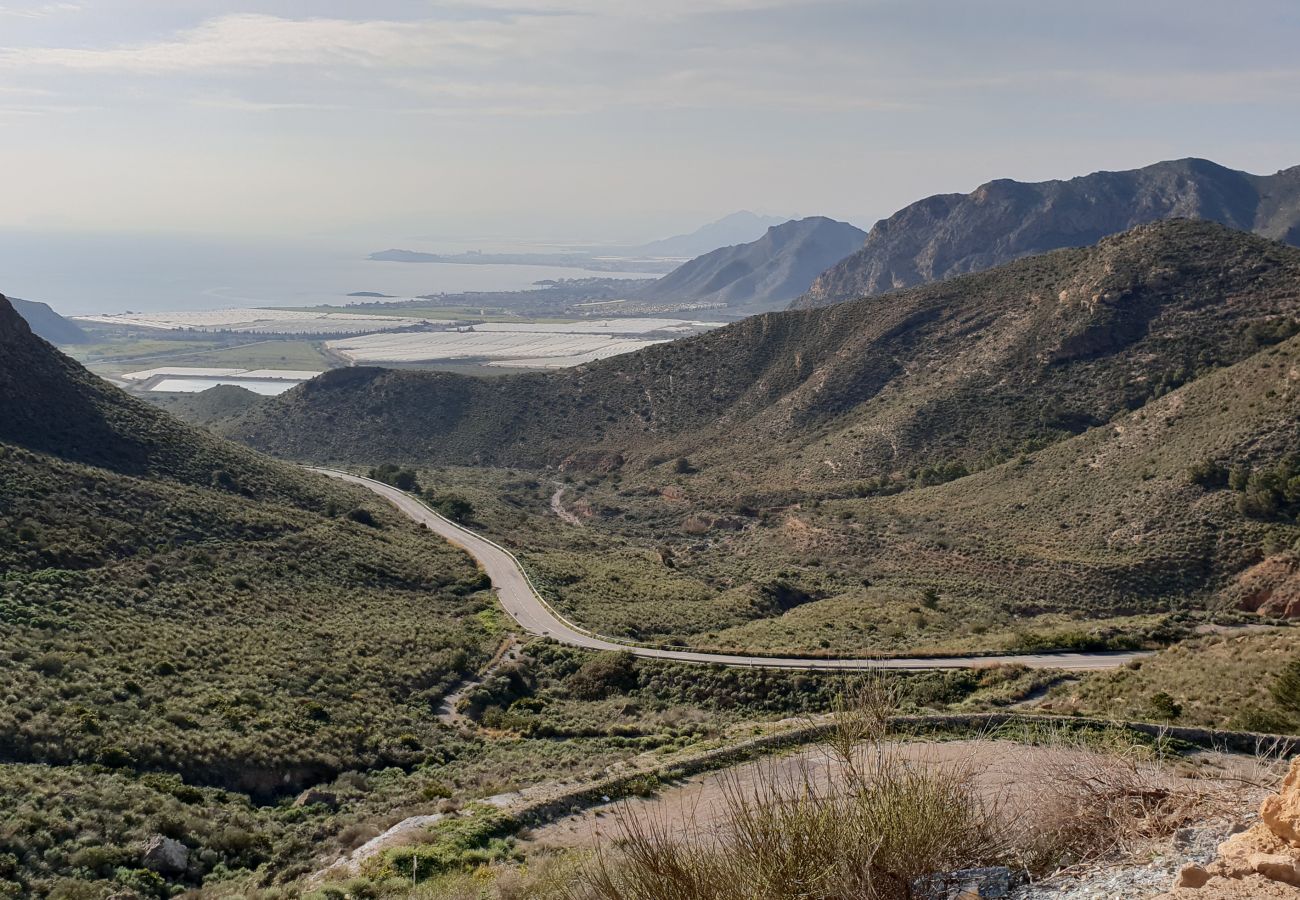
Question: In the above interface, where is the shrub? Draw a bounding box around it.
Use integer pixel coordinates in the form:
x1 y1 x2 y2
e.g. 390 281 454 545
370 464 420 492
1271 658 1300 713
347 507 377 527
1187 459 1228 489
567 651 639 701
1149 691 1182 721
574 682 1003 900
432 494 475 524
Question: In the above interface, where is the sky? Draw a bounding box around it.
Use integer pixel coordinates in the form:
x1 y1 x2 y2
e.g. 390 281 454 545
1 0 1299 243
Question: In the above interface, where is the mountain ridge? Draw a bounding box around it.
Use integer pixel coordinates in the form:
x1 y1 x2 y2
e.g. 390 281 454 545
8 296 87 344
796 157 1300 308
637 216 867 316
627 210 788 258
226 220 1300 487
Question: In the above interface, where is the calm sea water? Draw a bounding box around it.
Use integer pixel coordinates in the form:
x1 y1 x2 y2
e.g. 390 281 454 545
0 231 648 316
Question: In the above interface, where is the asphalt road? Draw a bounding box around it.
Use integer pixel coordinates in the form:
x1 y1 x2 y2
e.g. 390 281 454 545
318 469 1149 672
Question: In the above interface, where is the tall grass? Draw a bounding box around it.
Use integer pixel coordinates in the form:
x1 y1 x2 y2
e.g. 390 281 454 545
557 677 1272 900
568 677 1005 900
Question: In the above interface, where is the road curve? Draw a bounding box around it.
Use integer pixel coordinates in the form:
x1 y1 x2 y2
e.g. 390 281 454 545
318 469 1149 672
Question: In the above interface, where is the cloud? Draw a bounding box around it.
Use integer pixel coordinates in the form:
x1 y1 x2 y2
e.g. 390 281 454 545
1078 67 1300 105
0 13 517 72
0 2 80 18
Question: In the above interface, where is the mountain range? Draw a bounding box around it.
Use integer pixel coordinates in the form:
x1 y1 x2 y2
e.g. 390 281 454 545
223 219 1300 645
796 157 1300 308
636 216 866 316
228 219 1299 480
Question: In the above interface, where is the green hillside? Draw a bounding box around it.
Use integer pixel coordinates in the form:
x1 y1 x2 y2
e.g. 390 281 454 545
409 325 1299 656
221 223 1300 655
0 296 499 895
227 221 1300 494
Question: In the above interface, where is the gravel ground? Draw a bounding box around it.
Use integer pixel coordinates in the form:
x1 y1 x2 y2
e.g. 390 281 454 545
1012 820 1247 900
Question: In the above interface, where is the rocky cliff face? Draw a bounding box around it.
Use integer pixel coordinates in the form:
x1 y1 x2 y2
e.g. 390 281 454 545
796 158 1300 309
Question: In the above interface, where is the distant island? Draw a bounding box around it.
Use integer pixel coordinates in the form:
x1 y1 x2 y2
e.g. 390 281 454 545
368 248 676 274
346 291 398 298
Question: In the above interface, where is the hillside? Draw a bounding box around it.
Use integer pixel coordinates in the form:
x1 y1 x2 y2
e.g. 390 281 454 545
796 158 1300 308
414 318 1300 657
144 382 267 426
637 216 867 315
9 295 87 344
0 293 315 488
0 295 498 896
228 220 1300 486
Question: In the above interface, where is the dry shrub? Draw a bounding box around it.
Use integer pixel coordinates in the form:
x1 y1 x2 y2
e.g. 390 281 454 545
557 681 1279 900
1012 728 1272 875
569 676 1005 900
336 822 382 852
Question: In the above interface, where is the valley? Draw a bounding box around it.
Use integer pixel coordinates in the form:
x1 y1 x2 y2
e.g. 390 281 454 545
325 468 1150 670
7 175 1300 900
7 2 1300 896
223 221 1300 664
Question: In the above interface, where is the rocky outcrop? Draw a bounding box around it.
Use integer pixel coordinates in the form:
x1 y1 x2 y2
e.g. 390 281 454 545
141 834 189 876
294 788 340 809
1162 758 1300 897
1229 555 1300 619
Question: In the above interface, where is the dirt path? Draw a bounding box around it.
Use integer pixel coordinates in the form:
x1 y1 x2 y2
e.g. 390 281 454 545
436 636 522 726
550 484 583 527
525 739 1267 851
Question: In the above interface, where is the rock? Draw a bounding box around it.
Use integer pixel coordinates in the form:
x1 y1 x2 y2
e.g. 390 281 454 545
293 787 339 809
1175 827 1199 850
1164 757 1300 894
1264 760 1300 846
141 834 188 875
1214 822 1290 878
914 866 1013 900
1174 864 1211 889
1252 853 1300 887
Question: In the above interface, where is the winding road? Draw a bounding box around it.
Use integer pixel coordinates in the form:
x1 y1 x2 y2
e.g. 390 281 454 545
319 469 1149 672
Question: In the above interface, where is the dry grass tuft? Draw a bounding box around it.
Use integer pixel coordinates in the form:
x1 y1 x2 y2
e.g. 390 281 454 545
567 678 1006 900
1012 728 1277 876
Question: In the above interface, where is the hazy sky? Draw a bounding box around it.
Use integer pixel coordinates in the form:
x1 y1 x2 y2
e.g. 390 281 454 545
1 0 1298 242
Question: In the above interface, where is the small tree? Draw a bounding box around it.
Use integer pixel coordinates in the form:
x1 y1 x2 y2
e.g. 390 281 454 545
434 494 474 524
566 651 638 700
1271 659 1300 713
1149 691 1182 721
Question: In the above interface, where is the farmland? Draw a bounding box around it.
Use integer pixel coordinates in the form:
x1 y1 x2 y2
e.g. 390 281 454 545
74 308 445 335
323 318 720 367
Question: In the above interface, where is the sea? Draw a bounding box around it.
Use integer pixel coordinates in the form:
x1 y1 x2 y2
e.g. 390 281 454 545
0 230 649 316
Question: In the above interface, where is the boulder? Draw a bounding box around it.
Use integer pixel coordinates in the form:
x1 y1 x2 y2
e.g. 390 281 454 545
1263 762 1300 847
293 787 339 809
1162 758 1300 896
141 834 188 875
1174 864 1210 889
